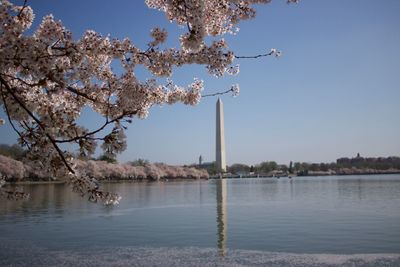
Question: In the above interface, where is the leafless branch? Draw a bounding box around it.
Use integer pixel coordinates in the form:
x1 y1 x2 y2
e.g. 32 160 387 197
17 0 28 17
234 50 275 59
202 88 232 98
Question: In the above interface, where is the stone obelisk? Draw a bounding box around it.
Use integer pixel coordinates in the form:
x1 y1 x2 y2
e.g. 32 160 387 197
216 98 226 173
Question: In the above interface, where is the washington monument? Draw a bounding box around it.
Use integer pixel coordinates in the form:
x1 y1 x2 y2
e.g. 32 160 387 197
216 98 227 173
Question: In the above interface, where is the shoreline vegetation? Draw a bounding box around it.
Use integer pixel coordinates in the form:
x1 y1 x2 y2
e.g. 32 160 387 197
202 153 400 179
0 154 209 183
7 170 400 185
1 144 399 183
210 170 400 179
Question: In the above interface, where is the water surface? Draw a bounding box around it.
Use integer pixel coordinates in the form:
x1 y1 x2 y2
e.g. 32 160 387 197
1 175 400 266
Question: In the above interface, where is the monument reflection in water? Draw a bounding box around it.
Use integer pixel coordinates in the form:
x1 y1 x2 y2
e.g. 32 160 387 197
216 179 227 256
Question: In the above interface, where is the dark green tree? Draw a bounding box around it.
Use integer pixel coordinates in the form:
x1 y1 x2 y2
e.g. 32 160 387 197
289 161 293 174
97 154 117 163
250 165 254 173
228 163 250 174
129 158 150 166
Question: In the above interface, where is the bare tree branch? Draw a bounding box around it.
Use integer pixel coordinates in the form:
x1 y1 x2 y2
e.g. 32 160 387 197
202 89 232 98
235 50 275 59
17 0 28 17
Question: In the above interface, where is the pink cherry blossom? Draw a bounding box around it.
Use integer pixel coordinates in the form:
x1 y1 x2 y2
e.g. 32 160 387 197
0 0 295 204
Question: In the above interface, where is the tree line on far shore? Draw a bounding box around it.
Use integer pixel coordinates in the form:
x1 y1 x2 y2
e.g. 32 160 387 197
199 153 400 176
0 144 208 182
1 144 399 180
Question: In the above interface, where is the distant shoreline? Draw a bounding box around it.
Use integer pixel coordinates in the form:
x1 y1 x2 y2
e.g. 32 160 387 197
5 172 400 185
301 170 400 177
211 171 400 179
4 177 208 185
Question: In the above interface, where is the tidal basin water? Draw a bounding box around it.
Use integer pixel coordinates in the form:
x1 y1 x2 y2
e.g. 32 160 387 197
1 175 400 266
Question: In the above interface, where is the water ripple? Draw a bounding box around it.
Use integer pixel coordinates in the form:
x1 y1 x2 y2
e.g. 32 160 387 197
1 242 399 267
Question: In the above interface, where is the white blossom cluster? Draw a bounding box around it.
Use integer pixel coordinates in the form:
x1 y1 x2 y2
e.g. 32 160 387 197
147 0 270 52
0 0 295 203
146 0 298 52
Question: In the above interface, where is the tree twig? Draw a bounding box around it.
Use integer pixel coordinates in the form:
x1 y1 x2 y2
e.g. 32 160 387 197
234 50 274 59
17 0 28 17
0 86 31 150
0 75 75 174
202 88 232 98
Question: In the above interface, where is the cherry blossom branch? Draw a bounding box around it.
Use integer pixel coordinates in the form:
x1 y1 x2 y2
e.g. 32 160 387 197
0 73 41 87
66 86 101 103
0 75 75 174
19 120 38 148
1 76 121 204
54 109 137 144
2 76 115 143
0 84 30 200
0 0 296 205
0 87 31 149
182 1 192 32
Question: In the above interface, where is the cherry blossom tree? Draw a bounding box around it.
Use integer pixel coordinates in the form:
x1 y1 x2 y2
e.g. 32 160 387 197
0 155 208 182
0 0 297 204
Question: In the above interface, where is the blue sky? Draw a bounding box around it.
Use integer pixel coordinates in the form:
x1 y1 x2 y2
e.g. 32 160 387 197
1 0 399 165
